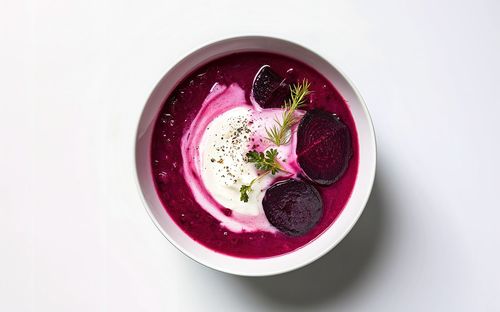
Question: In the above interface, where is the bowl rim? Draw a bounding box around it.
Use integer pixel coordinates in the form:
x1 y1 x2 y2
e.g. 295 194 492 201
134 35 377 276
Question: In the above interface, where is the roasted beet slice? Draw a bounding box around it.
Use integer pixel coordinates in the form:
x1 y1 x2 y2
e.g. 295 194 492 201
252 65 290 108
263 179 323 236
296 109 352 185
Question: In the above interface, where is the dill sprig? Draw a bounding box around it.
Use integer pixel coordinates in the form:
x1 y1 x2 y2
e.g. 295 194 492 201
239 149 285 202
265 79 311 146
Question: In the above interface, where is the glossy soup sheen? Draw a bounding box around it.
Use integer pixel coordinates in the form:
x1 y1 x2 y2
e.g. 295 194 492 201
150 52 359 258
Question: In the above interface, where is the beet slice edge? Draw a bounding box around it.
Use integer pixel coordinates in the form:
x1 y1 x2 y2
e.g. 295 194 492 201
251 65 290 108
263 179 323 236
296 109 353 186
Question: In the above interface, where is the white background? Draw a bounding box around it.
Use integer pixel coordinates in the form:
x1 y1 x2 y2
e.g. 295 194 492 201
2 0 500 311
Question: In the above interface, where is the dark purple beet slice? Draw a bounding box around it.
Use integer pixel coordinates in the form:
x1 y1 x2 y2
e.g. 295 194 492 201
296 109 353 185
252 65 290 108
263 179 323 236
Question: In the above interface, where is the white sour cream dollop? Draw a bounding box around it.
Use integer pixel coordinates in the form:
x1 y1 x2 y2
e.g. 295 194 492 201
198 107 273 216
181 83 301 232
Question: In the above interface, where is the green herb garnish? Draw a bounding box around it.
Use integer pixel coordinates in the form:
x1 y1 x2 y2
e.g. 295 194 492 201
246 149 282 174
239 149 286 202
239 184 252 202
265 79 311 146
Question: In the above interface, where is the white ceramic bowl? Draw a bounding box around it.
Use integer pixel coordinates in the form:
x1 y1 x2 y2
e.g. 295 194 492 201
135 36 376 276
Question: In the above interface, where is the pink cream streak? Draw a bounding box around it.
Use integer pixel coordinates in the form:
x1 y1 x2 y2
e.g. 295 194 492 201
151 52 359 258
181 82 303 233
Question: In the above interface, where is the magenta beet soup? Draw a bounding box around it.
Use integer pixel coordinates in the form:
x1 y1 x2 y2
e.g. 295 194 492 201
150 52 359 258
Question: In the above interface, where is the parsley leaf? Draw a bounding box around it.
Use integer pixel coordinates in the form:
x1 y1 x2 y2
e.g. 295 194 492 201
239 149 287 202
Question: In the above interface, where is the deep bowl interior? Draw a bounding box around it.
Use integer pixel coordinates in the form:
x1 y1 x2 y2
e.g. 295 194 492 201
135 36 376 276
